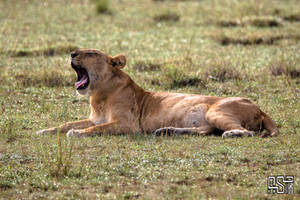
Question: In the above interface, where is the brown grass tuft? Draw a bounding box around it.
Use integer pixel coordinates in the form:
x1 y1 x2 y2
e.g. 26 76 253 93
171 77 204 88
6 45 78 57
274 10 300 22
218 16 282 28
270 65 300 78
150 64 205 89
15 71 73 87
283 13 300 22
203 65 242 82
218 34 300 46
154 11 180 22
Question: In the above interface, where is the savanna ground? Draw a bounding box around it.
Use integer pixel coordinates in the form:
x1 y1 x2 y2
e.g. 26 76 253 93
0 0 300 199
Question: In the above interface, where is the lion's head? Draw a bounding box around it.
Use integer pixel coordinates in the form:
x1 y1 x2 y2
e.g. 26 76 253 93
70 49 126 95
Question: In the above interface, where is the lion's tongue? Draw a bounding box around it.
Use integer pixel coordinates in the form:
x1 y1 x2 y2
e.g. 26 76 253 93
75 74 88 88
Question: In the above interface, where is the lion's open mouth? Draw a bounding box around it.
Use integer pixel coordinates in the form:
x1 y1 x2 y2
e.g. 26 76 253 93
71 63 90 90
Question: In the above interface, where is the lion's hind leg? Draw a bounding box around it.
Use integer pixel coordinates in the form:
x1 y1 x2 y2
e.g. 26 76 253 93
205 112 256 139
205 98 262 139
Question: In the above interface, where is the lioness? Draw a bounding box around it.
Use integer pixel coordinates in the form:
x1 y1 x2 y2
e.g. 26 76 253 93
37 49 279 138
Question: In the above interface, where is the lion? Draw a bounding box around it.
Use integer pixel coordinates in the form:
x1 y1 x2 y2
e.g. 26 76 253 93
37 49 279 138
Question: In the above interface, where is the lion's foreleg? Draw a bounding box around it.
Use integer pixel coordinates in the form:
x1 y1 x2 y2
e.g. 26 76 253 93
37 119 95 135
66 121 129 137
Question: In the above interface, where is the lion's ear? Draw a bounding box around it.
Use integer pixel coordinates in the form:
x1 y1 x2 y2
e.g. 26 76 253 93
109 54 126 69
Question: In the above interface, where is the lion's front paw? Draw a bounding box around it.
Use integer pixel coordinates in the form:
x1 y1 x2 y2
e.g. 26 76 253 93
66 129 83 137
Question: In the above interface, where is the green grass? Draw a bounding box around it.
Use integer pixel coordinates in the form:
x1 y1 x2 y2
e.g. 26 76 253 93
0 0 300 199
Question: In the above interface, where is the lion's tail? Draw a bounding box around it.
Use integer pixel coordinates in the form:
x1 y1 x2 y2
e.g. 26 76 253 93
262 112 279 137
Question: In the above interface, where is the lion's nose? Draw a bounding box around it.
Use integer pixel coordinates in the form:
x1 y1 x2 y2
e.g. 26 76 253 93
71 52 78 58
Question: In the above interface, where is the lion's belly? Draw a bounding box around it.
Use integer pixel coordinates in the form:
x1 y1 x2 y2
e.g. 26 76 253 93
142 101 211 132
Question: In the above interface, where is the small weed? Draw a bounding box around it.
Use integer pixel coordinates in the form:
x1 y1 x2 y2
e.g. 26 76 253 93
0 181 13 190
92 0 111 14
132 61 161 71
35 134 74 178
1 120 19 143
154 11 180 22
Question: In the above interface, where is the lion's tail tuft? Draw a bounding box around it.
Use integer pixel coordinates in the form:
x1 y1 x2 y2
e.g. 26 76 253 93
262 112 279 137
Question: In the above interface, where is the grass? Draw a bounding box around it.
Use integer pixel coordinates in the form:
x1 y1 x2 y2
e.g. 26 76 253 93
0 0 300 199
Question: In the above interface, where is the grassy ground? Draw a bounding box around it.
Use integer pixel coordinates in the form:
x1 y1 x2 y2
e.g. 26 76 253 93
0 0 300 199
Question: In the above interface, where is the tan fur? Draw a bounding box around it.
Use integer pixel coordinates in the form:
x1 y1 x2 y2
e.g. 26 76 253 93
37 49 279 138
